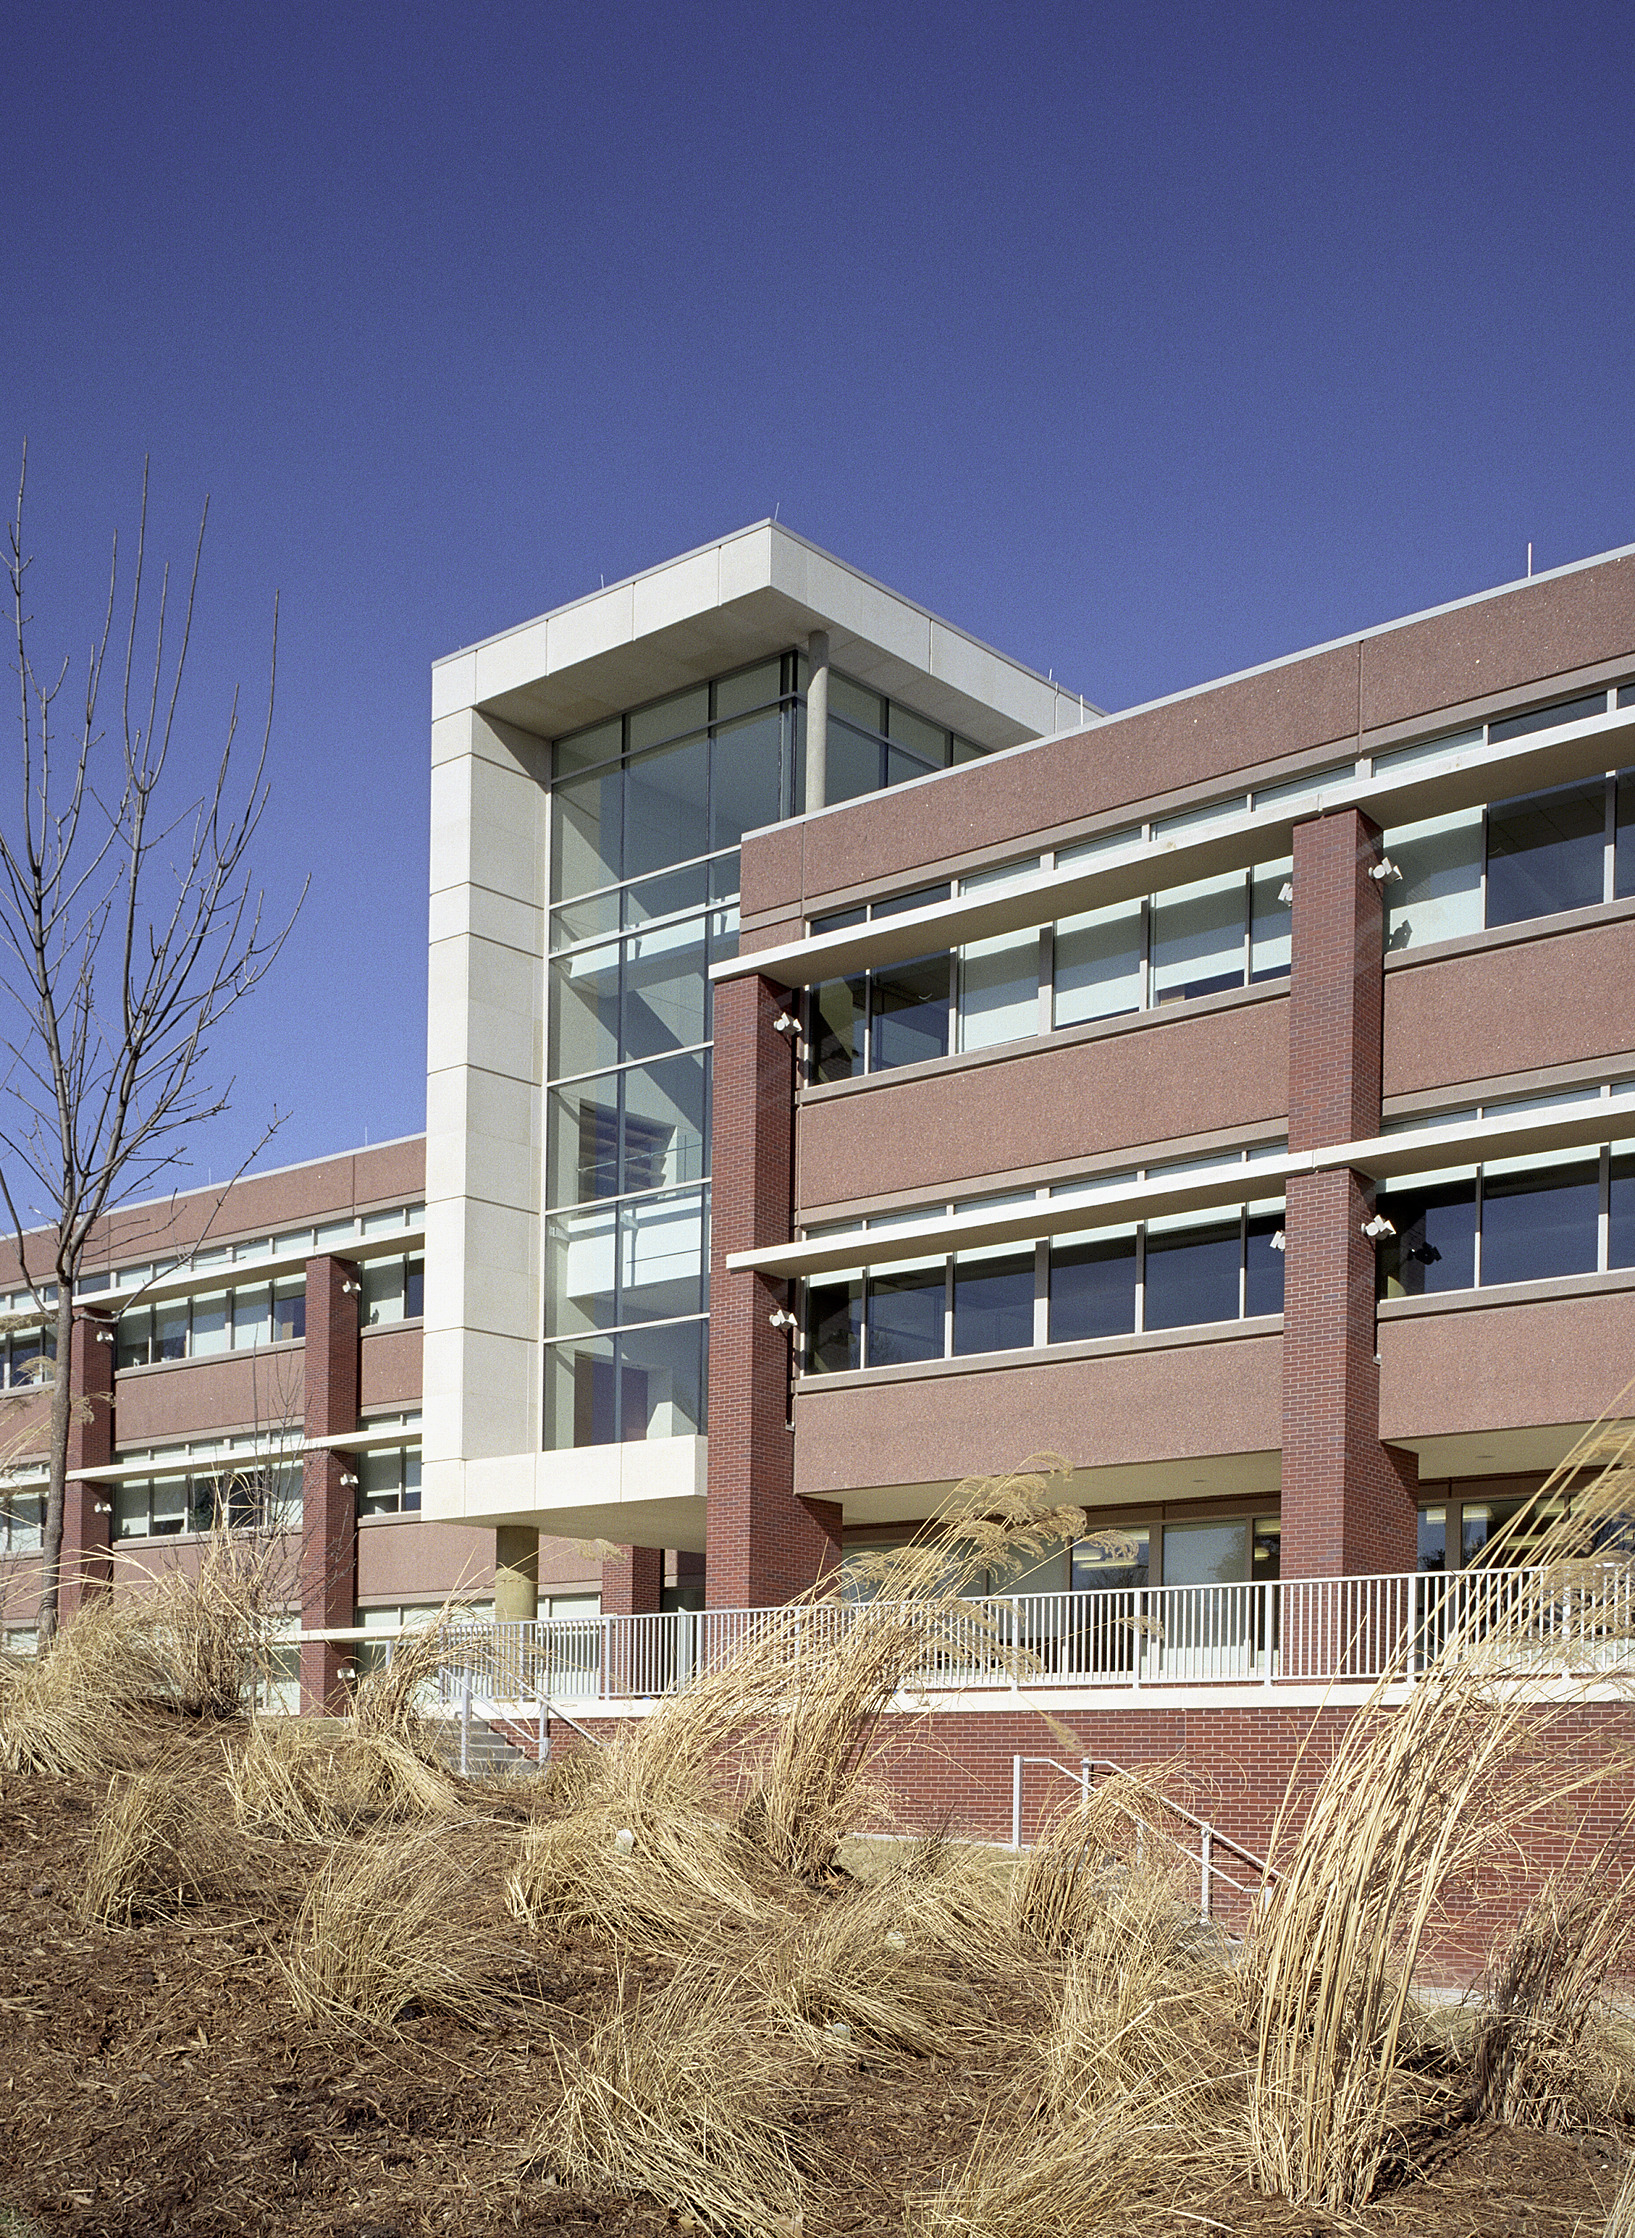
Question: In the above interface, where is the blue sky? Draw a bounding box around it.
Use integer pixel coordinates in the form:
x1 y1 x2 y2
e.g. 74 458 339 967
4 0 1632 1195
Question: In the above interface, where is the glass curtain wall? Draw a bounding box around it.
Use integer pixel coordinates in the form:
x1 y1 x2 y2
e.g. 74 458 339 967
544 656 987 1450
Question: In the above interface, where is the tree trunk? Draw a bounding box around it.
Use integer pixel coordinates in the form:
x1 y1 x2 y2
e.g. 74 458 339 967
37 1278 74 1645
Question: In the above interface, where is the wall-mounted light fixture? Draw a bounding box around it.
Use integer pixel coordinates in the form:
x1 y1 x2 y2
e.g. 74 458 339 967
1269 1229 1287 1253
768 1308 799 1333
1361 1214 1396 1240
1277 880 1294 905
771 1011 800 1040
1368 858 1403 883
94 1328 115 1343
340 1471 358 1488
340 1279 360 1295
92 1501 112 1515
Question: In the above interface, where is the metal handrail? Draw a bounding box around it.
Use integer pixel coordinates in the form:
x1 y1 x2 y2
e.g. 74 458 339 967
1010 1750 1280 1920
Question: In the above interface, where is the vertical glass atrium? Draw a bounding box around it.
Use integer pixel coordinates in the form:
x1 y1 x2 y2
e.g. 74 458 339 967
542 653 984 1452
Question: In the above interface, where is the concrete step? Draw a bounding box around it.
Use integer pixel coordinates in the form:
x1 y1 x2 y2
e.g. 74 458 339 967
429 1717 540 1779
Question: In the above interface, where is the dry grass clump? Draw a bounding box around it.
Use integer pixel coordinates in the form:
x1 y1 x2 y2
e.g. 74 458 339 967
1007 1765 1185 1954
1244 1421 1635 2214
748 1879 985 2059
0 1597 161 1775
537 1959 805 2238
79 1747 250 1927
226 1715 459 1840
350 1595 473 1751
507 1729 766 1961
138 1529 284 1719
906 2089 1197 2238
282 1824 516 2028
1606 2155 1635 2238
1471 1853 1635 2128
647 1459 1085 1890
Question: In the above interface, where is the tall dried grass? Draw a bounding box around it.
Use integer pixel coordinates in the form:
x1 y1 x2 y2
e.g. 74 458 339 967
0 1597 157 1774
79 1747 250 1926
1606 2156 1635 2238
350 1595 473 1752
640 1459 1084 1887
226 1715 458 1840
538 1959 805 2238
1471 1850 1635 2127
906 2088 1202 2238
282 1824 515 2028
1244 1421 1635 2212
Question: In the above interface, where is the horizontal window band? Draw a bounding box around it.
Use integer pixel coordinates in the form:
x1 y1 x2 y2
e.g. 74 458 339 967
713 703 1635 991
734 1092 1635 1279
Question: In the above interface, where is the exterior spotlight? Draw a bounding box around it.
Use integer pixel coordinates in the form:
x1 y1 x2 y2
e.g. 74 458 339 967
771 1011 800 1038
768 1308 799 1333
1268 1229 1286 1253
1276 881 1293 905
340 1278 361 1294
1368 858 1403 883
94 1328 115 1343
340 1471 359 1488
1361 1215 1396 1240
93 1501 113 1515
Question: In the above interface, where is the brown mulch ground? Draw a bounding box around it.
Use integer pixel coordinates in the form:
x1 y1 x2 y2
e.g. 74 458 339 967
0 1749 1627 2238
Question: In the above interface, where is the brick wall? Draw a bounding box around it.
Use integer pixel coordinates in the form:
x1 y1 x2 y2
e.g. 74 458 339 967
1281 809 1418 1578
300 1255 361 1711
705 972 842 1606
602 1544 664 1616
523 1694 1635 1975
59 1311 116 1617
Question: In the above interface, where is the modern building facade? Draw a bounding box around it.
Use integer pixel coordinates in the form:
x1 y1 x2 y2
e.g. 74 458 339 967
4 524 1635 1740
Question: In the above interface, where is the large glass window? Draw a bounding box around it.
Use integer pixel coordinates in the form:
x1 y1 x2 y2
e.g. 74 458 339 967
545 660 988 1449
1478 1153 1599 1285
1144 1211 1242 1331
1377 1171 1477 1296
1054 900 1142 1027
1485 780 1605 928
952 1246 1036 1356
1049 1227 1137 1341
1379 1121 1635 1298
866 1261 946 1367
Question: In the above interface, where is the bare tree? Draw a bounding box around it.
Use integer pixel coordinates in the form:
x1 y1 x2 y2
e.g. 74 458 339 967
0 451 302 1641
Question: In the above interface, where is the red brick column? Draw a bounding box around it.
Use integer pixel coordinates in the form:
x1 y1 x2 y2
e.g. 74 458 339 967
1280 810 1419 1581
602 1544 664 1615
300 1255 361 1713
59 1311 116 1618
706 972 842 1608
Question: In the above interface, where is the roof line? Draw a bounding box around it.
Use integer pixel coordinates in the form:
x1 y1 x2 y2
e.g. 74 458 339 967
432 518 1100 712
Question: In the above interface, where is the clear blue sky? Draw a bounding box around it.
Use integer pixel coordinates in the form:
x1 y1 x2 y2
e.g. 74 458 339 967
5 0 1633 1194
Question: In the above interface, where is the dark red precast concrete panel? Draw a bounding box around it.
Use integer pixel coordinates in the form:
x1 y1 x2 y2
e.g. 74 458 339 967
1280 811 1418 1580
1384 914 1635 1103
796 995 1289 1214
59 1310 117 1619
1359 555 1635 734
300 1255 361 1712
706 973 842 1607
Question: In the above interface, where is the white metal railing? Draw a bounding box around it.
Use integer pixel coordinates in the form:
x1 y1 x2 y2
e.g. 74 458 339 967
431 1563 1635 1714
1009 1753 1281 1920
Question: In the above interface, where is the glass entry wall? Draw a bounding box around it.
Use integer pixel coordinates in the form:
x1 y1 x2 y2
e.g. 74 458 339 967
544 656 990 1450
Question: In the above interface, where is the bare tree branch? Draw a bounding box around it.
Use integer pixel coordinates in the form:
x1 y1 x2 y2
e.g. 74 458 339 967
0 454 303 1639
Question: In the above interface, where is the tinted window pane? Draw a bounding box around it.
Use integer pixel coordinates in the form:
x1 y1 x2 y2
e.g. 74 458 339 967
1385 809 1483 951
1480 1159 1599 1285
1377 1179 1476 1296
1050 1230 1137 1341
548 941 620 1079
627 687 708 756
618 1189 706 1322
624 737 710 879
866 1264 945 1366
826 720 884 806
551 766 623 900
1418 1506 1447 1573
618 1320 707 1441
887 704 949 765
545 1204 615 1336
545 1335 614 1448
1488 691 1607 742
952 1250 1035 1356
959 931 1037 1051
622 1054 708 1193
622 862 709 930
620 916 708 1060
1610 1152 1635 1267
1054 900 1142 1026
1244 1212 1286 1317
711 710 784 848
870 953 950 1072
548 1074 621 1205
1249 863 1291 982
1486 780 1605 928
1144 1218 1241 1330
810 977 865 1083
1151 875 1246 1004
714 660 782 722
807 1279 862 1372
1616 772 1635 901
1163 1520 1248 1586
